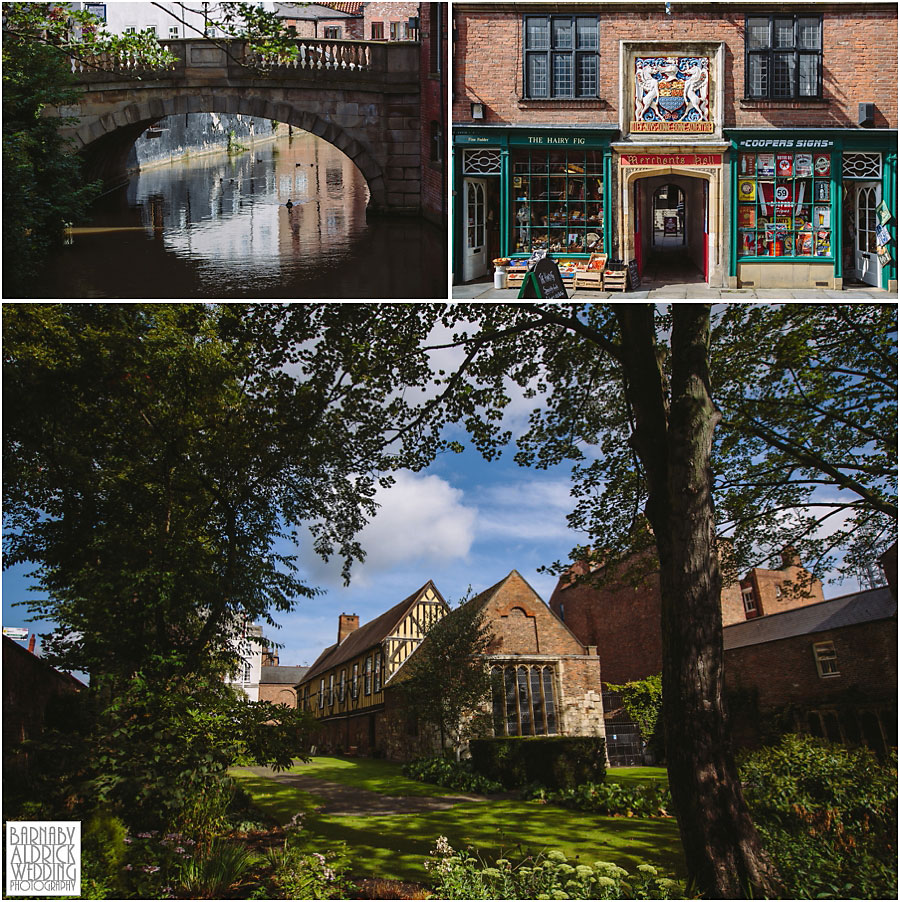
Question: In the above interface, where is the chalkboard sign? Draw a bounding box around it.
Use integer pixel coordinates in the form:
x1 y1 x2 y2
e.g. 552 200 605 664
627 259 640 290
518 255 569 299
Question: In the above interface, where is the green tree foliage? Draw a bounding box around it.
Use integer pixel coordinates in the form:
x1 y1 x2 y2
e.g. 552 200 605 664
399 596 493 760
1 3 174 297
712 303 897 582
3 303 407 680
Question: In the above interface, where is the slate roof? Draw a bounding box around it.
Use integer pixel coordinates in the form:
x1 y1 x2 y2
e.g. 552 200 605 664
723 587 896 651
260 665 308 684
300 580 444 684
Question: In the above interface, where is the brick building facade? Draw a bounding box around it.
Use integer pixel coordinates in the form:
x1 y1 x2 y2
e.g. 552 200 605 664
453 2 897 291
419 2 448 225
298 571 605 761
723 586 897 753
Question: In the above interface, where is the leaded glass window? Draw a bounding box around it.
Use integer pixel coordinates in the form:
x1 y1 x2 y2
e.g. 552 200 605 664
745 14 822 99
524 15 599 99
491 664 559 736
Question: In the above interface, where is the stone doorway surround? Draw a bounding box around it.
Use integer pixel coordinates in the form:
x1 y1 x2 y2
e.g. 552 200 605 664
614 147 729 287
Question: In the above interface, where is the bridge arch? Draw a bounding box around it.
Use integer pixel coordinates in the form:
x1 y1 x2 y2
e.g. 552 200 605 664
76 90 387 210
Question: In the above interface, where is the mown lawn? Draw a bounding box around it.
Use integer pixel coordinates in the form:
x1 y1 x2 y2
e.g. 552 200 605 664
606 766 669 785
231 759 683 884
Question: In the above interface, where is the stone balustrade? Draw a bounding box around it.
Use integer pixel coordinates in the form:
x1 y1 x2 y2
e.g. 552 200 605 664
69 37 416 81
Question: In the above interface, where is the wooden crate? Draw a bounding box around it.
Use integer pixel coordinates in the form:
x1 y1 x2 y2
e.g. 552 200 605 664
573 269 605 291
604 270 627 292
506 270 527 287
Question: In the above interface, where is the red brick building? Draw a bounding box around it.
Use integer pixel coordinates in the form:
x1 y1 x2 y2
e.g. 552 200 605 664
724 586 897 753
452 2 897 291
363 2 419 42
298 571 605 760
274 3 363 40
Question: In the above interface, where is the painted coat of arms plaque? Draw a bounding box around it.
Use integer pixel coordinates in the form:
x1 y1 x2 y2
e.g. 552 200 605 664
633 57 712 132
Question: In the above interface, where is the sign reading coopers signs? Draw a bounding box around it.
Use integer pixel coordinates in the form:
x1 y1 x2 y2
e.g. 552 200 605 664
634 57 713 133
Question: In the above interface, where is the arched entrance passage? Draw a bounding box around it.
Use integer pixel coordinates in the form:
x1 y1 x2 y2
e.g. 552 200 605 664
635 173 706 284
620 163 723 287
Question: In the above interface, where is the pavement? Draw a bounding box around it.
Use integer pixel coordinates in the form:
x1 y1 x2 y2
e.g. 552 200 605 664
244 765 486 817
453 281 897 300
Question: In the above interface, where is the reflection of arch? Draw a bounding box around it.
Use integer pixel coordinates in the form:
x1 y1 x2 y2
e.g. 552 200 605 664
75 91 386 209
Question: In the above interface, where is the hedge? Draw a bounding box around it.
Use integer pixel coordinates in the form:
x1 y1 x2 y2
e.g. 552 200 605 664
468 736 606 790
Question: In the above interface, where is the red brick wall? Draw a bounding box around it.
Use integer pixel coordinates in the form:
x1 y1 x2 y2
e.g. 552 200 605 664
365 2 419 41
453 3 898 129
420 1 447 225
280 16 362 40
550 568 664 685
744 563 824 619
258 684 298 707
725 619 898 712
483 570 586 656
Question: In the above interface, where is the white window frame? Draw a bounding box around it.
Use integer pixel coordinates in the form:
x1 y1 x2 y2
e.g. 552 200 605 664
742 589 757 614
813 641 840 678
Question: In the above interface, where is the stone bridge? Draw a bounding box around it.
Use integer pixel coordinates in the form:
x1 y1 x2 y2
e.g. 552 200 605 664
52 38 421 215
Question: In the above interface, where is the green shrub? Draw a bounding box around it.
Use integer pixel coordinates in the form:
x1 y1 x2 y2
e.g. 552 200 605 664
81 811 128 897
178 839 260 899
739 734 897 899
469 736 606 790
403 756 503 794
526 781 672 818
426 836 684 899
264 839 356 899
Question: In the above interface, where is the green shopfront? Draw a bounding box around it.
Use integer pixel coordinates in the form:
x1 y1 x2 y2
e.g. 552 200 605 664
453 127 615 283
728 129 898 291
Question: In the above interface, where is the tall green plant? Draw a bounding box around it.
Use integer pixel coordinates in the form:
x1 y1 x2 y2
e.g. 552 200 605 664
606 674 664 758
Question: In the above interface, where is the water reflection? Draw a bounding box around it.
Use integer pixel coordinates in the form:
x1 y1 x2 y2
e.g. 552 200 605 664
29 132 446 299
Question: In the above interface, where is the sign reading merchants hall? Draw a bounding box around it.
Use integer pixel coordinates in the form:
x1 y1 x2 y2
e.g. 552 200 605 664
633 57 713 133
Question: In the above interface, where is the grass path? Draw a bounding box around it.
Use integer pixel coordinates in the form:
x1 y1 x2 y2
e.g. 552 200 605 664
231 759 682 884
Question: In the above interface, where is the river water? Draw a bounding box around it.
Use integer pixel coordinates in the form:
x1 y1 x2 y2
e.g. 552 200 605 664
29 132 447 299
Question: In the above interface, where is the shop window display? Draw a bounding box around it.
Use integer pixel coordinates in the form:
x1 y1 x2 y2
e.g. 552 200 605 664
512 149 604 254
736 150 833 258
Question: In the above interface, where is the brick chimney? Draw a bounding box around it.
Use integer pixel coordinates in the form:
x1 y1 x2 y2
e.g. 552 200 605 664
338 614 359 644
781 546 802 569
27 634 36 654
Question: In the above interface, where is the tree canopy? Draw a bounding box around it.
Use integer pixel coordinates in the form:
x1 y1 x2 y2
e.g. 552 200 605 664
2 303 418 680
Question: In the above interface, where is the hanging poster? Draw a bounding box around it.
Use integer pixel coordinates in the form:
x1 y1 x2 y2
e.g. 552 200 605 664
875 223 891 246
776 154 793 177
813 154 831 176
795 153 813 177
878 248 892 265
757 153 775 177
814 205 831 228
738 179 756 202
877 199 891 225
774 183 794 214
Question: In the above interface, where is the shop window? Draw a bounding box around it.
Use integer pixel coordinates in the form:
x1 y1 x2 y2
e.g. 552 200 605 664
323 26 341 39
736 149 833 260
524 15 599 99
490 664 558 736
745 14 822 99
813 640 840 677
511 149 604 254
371 21 384 40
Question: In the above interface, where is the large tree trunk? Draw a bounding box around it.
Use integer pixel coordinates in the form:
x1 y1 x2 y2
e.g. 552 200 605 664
616 305 781 899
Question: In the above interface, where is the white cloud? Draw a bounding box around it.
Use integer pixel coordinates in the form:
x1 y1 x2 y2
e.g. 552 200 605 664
300 471 477 587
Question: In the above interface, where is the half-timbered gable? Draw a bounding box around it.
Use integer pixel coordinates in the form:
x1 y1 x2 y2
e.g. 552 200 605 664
295 581 449 755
